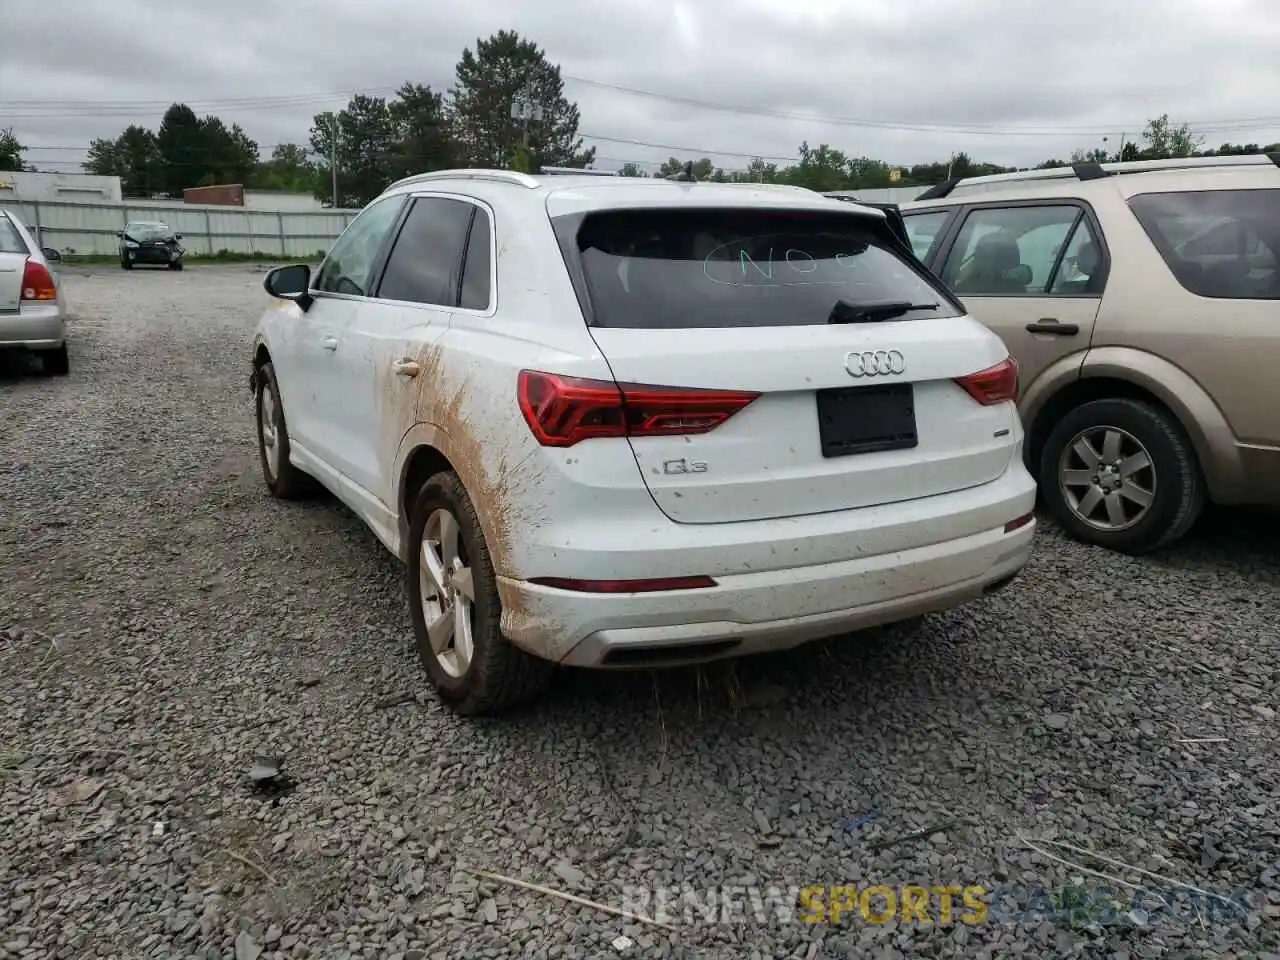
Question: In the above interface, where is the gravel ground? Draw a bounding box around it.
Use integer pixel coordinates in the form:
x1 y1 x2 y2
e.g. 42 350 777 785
2 265 1278 960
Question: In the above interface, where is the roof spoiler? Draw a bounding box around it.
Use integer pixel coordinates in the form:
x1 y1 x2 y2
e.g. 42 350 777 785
913 178 960 201
823 195 913 253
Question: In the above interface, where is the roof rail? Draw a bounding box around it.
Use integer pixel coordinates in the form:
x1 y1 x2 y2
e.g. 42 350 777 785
541 166 618 177
386 168 540 192
915 153 1280 200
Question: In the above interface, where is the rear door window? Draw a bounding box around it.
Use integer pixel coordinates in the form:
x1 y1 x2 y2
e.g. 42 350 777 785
376 196 475 307
902 210 952 261
941 205 1084 296
1046 217 1106 295
1129 189 1280 300
567 208 960 329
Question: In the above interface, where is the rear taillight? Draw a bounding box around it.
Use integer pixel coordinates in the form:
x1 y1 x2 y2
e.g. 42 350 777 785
517 370 759 448
21 259 56 302
955 356 1018 405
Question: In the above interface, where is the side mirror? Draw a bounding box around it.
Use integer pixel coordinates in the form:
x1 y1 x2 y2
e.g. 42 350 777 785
263 264 313 311
116 231 123 238
175 234 183 240
42 247 62 262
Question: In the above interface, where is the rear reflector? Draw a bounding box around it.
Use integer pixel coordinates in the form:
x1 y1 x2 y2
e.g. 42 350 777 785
955 356 1018 405
528 575 718 593
1004 512 1034 533
517 370 759 448
21 259 56 302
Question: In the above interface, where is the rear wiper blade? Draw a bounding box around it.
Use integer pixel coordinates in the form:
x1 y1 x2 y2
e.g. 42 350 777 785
828 299 939 324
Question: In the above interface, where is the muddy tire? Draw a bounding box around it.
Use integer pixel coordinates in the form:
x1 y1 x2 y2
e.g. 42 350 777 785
406 471 554 715
1040 398 1203 554
254 361 315 499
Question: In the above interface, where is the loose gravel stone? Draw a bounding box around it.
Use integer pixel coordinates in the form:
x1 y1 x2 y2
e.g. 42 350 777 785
1 266 1279 958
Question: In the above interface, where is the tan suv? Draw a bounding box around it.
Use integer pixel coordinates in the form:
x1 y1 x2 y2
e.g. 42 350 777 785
900 154 1280 553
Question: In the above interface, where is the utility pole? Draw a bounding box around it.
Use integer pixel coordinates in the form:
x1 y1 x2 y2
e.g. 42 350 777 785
509 94 544 171
329 115 339 208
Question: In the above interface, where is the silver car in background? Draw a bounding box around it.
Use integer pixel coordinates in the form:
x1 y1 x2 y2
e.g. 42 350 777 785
0 209 69 376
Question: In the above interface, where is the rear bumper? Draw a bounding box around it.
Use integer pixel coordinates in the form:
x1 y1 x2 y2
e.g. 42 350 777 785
496 464 1038 666
0 304 65 349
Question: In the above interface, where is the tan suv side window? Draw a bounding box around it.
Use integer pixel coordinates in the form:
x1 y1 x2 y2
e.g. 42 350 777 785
1129 189 1280 300
1047 218 1105 295
942 205 1091 296
902 210 951 261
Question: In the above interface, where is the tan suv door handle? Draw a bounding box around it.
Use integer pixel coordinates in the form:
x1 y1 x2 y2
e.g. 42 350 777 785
393 358 420 378
1026 319 1079 336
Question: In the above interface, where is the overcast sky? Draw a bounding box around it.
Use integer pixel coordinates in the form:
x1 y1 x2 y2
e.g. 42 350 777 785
5 0 1280 176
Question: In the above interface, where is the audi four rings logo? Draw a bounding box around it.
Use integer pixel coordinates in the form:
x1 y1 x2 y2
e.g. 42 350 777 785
844 349 906 378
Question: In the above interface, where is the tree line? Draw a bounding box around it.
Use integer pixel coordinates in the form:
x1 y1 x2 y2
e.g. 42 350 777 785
59 30 593 207
3 31 1277 203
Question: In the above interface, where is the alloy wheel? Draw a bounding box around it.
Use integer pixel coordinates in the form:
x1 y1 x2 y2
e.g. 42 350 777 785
419 508 476 678
1058 425 1156 532
260 382 280 480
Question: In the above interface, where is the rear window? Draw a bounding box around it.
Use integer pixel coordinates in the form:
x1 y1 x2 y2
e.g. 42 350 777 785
570 209 961 329
0 216 28 255
1129 189 1280 300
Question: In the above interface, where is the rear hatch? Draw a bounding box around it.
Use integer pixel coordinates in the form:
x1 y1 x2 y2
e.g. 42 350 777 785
0 254 22 313
555 205 1019 525
0 216 30 312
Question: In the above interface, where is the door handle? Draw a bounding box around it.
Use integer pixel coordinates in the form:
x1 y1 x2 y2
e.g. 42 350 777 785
320 336 339 351
393 358 420 378
1025 319 1079 336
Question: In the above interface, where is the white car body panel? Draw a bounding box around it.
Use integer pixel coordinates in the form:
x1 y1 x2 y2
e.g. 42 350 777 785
253 173 1038 669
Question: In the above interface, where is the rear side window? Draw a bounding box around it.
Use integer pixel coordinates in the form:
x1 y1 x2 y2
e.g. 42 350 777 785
1129 190 1280 300
378 197 474 307
569 209 960 329
458 207 492 311
0 216 28 254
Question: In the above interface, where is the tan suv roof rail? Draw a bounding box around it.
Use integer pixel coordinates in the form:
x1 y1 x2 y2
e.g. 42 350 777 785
914 152 1280 201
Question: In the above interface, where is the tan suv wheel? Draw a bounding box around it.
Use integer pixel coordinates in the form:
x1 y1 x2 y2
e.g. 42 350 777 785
1040 398 1204 554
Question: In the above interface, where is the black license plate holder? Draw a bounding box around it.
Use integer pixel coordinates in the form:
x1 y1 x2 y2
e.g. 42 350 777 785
816 383 918 458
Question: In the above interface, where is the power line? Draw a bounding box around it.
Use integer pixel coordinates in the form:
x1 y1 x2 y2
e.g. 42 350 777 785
7 73 1280 138
561 75 1280 138
0 87 405 118
581 133 797 162
22 132 802 164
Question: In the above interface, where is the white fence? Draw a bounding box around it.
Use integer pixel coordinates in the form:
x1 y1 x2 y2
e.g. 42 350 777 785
0 198 358 259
